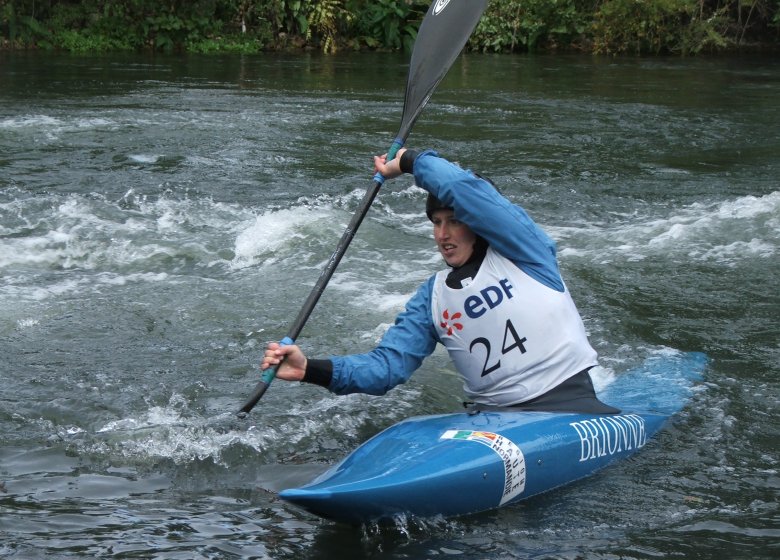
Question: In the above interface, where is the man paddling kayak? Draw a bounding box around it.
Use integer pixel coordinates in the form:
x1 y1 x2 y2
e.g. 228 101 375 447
262 149 618 414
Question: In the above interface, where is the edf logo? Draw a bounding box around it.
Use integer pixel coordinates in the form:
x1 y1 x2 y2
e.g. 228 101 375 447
464 279 514 318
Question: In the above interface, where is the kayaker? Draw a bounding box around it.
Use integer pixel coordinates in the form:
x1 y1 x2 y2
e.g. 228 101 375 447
261 149 619 414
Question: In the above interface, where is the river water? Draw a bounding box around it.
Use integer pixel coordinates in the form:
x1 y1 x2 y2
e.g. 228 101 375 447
1 51 778 559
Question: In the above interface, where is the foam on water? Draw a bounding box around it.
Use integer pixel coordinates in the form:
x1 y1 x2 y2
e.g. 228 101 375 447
1 176 430 294
83 388 415 467
328 273 417 315
127 154 164 164
0 114 63 128
555 191 779 266
231 206 334 270
0 114 119 142
1 191 244 269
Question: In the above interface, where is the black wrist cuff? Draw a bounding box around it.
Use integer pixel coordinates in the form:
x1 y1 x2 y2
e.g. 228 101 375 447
303 359 333 388
400 149 420 174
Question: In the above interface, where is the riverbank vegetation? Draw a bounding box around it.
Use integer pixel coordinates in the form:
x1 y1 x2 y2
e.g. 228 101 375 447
2 0 778 55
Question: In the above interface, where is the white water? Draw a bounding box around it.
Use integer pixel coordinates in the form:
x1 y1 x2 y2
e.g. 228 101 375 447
1 52 778 560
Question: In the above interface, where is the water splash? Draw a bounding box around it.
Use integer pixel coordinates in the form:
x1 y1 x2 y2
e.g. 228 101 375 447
556 191 779 267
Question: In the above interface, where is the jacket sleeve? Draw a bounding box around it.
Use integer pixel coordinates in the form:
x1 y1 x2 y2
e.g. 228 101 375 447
328 276 439 395
412 150 565 292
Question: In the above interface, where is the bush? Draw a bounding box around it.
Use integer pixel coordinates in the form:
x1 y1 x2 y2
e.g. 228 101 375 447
348 0 427 51
54 29 134 52
186 34 265 54
1 0 776 54
592 0 731 55
470 0 591 52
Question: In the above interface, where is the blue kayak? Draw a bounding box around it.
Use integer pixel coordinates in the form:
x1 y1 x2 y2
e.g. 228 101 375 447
280 351 707 523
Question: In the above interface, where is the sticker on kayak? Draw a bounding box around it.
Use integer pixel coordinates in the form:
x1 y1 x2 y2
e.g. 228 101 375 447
440 430 526 505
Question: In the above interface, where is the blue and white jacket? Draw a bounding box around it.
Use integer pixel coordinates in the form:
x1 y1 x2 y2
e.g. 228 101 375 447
326 150 597 403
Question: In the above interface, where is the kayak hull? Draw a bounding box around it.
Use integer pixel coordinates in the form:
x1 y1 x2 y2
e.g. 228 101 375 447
280 351 707 523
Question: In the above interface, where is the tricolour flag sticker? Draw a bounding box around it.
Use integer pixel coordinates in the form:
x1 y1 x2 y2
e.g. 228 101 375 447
441 429 526 505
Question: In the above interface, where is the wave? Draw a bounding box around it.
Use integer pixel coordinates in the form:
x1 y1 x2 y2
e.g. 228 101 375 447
555 191 779 267
230 206 336 270
1 190 248 272
76 388 418 467
5 183 774 316
0 114 120 143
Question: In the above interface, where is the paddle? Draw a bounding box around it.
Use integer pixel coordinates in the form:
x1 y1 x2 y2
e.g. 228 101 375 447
238 0 488 416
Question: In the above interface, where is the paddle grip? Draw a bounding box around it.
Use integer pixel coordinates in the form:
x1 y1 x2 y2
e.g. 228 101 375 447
386 137 404 160
237 336 294 416
262 336 294 384
372 137 405 185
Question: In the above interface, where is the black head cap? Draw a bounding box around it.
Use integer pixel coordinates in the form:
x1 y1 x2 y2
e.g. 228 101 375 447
425 173 497 221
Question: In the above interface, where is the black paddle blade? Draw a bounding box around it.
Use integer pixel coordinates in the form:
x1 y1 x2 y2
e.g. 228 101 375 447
397 0 489 142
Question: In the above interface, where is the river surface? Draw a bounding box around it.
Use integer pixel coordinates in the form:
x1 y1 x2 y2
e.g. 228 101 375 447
0 51 778 559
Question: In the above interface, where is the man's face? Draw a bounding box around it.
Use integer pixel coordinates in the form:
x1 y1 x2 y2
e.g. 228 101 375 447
431 209 476 268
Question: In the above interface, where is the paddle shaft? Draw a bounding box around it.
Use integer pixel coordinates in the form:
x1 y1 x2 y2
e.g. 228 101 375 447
238 0 488 415
238 174 386 415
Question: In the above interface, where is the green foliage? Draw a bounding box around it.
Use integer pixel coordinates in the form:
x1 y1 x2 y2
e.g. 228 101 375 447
592 0 731 55
264 0 310 40
471 0 591 52
1 1 56 49
55 30 134 52
305 0 348 53
16 14 55 49
1 0 777 54
186 34 264 54
349 0 427 51
111 0 224 53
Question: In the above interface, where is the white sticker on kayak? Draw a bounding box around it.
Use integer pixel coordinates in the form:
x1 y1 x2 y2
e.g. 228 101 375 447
441 430 526 505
